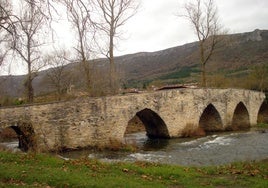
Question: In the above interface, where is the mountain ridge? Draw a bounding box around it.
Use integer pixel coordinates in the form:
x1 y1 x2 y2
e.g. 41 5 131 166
0 29 267 98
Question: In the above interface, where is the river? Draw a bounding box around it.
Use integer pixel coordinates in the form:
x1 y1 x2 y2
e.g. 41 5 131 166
1 128 268 166
60 128 268 166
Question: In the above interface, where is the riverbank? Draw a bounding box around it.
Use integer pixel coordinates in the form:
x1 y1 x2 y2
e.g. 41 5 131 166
0 151 267 187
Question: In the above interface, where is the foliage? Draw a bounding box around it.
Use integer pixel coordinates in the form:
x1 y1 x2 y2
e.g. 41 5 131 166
159 66 199 80
14 98 24 105
0 151 267 187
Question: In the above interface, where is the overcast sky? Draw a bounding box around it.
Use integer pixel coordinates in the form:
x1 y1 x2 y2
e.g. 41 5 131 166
3 0 268 75
111 0 268 56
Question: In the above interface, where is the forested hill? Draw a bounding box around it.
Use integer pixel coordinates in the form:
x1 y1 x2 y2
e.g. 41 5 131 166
114 29 268 86
0 29 267 98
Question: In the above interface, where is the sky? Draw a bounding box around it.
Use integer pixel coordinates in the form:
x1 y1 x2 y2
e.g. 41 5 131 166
114 0 268 55
2 0 268 75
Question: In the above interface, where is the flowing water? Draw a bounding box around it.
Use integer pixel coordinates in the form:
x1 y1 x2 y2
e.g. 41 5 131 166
1 128 268 166
60 128 268 166
0 141 21 153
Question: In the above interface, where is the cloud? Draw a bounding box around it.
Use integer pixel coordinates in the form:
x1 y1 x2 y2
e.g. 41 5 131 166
118 0 268 56
216 0 268 32
118 0 185 54
5 0 268 75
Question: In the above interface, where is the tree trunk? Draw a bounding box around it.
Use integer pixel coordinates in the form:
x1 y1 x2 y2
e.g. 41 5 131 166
26 74 34 103
57 84 61 101
199 41 207 88
27 42 34 103
109 24 116 94
82 60 91 93
201 63 206 88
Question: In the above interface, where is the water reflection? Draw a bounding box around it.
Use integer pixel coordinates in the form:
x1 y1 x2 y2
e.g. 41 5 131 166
143 138 170 150
124 131 170 150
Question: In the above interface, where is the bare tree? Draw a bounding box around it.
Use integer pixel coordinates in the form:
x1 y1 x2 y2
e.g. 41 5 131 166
0 0 15 38
0 0 15 67
44 50 71 100
182 0 222 87
60 0 95 93
93 0 139 93
12 0 48 103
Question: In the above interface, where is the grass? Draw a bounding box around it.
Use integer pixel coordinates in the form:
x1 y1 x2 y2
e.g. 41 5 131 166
0 151 267 187
257 123 268 128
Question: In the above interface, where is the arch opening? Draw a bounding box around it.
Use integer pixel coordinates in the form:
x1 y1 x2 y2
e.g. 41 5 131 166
0 127 18 150
199 104 223 133
257 102 268 124
136 108 170 139
125 108 170 139
0 122 36 152
229 102 250 131
125 115 146 135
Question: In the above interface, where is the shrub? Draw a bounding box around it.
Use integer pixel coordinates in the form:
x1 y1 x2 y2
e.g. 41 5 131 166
181 123 206 137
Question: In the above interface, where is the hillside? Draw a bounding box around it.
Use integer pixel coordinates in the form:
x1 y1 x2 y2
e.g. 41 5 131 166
118 29 268 86
0 29 267 98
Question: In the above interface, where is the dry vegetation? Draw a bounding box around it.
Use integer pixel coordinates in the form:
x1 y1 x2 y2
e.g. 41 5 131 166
0 128 17 142
180 123 206 137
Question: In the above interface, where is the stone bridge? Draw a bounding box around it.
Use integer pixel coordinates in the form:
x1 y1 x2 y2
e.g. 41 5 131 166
0 88 267 152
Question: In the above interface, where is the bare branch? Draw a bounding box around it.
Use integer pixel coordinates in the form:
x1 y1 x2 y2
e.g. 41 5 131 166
92 0 139 93
181 0 223 87
44 49 71 100
11 0 49 102
60 0 96 93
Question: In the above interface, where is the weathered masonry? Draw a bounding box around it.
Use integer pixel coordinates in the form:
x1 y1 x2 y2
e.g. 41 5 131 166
0 88 267 152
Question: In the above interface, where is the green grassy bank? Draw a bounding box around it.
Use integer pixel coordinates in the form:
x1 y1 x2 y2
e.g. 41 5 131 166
0 151 267 188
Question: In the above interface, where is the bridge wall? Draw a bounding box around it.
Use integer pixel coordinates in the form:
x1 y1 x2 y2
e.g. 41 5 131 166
0 88 265 151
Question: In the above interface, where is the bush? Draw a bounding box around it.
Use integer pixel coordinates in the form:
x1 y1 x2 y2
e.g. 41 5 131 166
14 98 24 105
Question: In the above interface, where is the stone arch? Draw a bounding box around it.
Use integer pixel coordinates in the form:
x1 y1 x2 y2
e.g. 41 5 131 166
127 108 170 139
10 121 36 151
229 102 250 130
199 104 223 132
257 101 268 123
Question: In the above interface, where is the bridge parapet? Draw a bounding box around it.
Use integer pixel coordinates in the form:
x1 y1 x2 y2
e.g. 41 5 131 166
0 88 266 151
